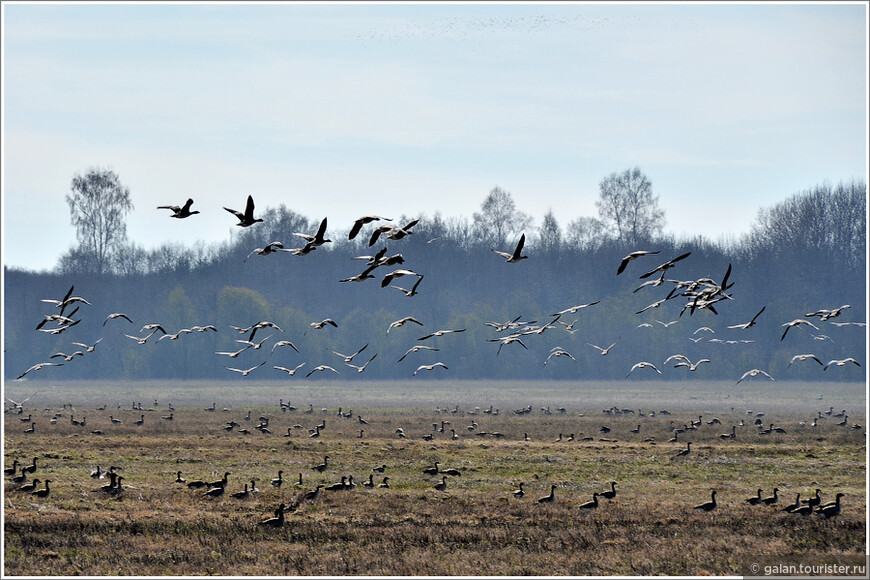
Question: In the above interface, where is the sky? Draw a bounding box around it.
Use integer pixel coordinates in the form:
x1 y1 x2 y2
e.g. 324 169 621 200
2 1 867 272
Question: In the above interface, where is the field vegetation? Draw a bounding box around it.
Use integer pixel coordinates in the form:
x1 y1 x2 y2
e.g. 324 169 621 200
3 379 866 576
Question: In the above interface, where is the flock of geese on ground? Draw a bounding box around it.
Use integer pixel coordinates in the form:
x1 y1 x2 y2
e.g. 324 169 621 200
14 194 865 384
5 393 858 527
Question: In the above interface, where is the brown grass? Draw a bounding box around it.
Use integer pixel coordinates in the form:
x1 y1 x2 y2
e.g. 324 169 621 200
3 380 866 576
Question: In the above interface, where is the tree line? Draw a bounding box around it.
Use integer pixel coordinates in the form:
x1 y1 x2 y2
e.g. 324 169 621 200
4 169 865 384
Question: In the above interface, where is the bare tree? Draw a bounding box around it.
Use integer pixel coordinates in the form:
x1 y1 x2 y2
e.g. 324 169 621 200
472 186 533 248
565 216 606 251
596 167 665 246
65 167 134 274
537 209 562 255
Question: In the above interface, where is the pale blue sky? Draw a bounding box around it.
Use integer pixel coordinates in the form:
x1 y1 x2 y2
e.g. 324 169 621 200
2 1 867 272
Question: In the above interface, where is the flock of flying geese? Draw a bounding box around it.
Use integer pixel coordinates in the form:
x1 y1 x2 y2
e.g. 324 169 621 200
16 193 864 383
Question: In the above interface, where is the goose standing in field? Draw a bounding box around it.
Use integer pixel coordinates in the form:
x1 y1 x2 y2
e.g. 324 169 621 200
5 460 20 477
781 493 802 512
259 504 286 527
224 195 263 227
378 477 391 488
22 457 38 474
23 422 36 434
537 484 557 503
823 357 861 370
302 484 324 502
326 476 348 491
578 492 599 510
761 488 779 505
175 471 186 484
231 483 250 499
816 493 844 518
726 306 766 330
693 490 717 511
433 476 448 491
158 198 199 219
271 471 284 487
10 468 27 485
513 483 525 498
312 456 329 473
675 442 692 457
492 233 528 263
413 362 448 376
349 215 392 240
746 489 763 505
600 481 617 500
802 489 822 508
626 361 662 377
736 369 775 384
30 479 51 498
17 478 41 493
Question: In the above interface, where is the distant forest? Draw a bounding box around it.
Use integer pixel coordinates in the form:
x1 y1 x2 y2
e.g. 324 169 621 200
4 178 866 384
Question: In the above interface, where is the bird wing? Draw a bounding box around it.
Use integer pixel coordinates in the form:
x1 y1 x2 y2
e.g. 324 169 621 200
512 233 526 259
244 195 256 221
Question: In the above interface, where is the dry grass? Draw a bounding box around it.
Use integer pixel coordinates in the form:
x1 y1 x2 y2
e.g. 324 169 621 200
3 380 866 576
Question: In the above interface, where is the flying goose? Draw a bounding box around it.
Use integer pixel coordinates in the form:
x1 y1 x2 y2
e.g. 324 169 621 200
788 354 823 367
617 250 660 275
339 265 378 283
158 198 199 218
491 233 527 263
332 344 368 363
544 348 575 365
35 310 79 330
36 318 81 334
346 353 377 373
294 217 331 247
309 319 338 330
234 334 272 350
397 345 439 362
552 301 600 316
387 316 424 334
224 361 266 377
587 340 618 356
780 319 820 341
214 346 253 358
380 269 421 288
823 358 861 370
413 362 448 375
244 241 285 262
270 340 299 354
418 328 466 341
305 364 340 378
273 363 306 376
123 331 157 345
626 362 662 377
726 306 766 330
349 215 392 240
50 351 85 362
103 312 133 327
638 252 691 279
390 274 424 297
736 369 775 384
224 195 263 227
674 358 711 372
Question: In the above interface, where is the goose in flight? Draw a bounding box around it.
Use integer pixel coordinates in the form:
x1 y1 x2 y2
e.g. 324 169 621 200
413 362 448 375
294 217 331 247
244 241 285 262
37 318 81 334
485 315 531 332
158 328 193 341
346 353 377 373
418 328 466 341
823 358 861 371
35 309 79 330
339 264 377 283
788 354 823 367
349 215 392 240
736 368 775 384
224 361 266 377
273 363 305 376
489 334 528 356
305 364 340 377
214 345 253 358
491 233 527 263
123 330 157 345
234 334 272 350
224 195 263 227
380 269 421 288
139 323 167 335
638 251 691 279
587 340 618 356
332 344 368 363
674 358 711 372
387 316 424 334
626 362 662 377
544 348 576 365
368 219 419 246
72 338 103 353
40 284 75 313
103 313 133 327
50 351 85 362
390 274 424 297
552 300 600 316
617 250 660 275
806 304 851 321
270 340 299 354
158 198 199 218
310 319 338 330
16 362 63 380
727 306 766 330
635 298 667 314
41 294 92 312
397 345 439 362
781 319 819 341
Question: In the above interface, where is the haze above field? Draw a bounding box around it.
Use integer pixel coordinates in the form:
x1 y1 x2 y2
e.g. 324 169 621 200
2 1 867 272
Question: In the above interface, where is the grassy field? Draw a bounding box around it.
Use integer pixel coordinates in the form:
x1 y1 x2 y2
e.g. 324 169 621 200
3 379 866 576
